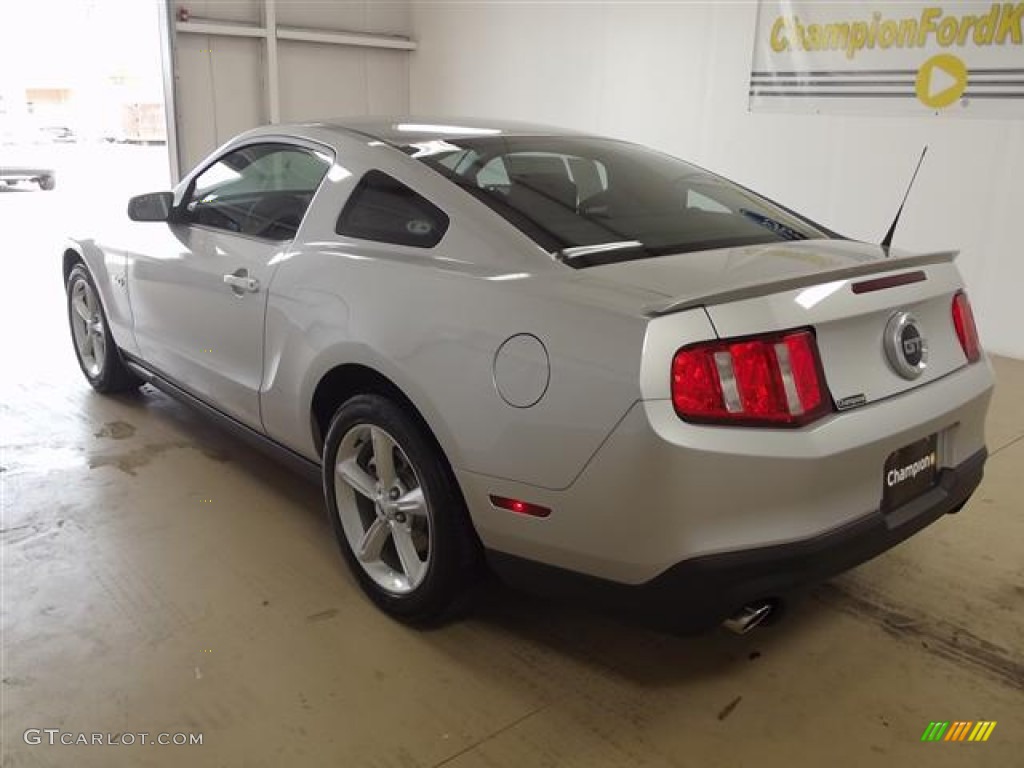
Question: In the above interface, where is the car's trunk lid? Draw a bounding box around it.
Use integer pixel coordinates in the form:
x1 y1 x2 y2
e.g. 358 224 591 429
588 239 970 407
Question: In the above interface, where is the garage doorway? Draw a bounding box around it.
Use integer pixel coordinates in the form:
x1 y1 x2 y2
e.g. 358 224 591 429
0 0 171 388
1 0 171 197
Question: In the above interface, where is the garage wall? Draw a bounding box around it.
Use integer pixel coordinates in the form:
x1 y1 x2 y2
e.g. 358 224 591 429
170 0 411 173
408 2 1024 359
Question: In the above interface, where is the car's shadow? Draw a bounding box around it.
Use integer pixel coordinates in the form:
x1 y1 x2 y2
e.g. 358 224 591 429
104 383 835 687
433 578 834 689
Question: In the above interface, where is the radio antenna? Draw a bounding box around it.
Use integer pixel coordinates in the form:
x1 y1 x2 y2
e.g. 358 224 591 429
881 146 928 252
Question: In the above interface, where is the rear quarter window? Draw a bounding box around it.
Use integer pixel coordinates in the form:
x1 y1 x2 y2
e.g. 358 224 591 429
336 170 449 248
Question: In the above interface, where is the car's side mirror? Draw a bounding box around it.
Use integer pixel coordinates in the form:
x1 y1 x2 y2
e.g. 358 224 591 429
127 191 174 222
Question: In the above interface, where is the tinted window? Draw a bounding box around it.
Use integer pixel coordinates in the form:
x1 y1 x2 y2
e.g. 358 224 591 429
184 143 330 241
408 136 830 267
336 170 449 248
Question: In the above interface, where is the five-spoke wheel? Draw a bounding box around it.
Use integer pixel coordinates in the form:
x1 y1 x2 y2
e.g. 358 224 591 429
66 264 141 393
323 394 481 623
334 423 432 594
70 277 107 378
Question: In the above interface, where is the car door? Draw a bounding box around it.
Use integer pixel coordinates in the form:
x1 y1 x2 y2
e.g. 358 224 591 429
129 141 331 429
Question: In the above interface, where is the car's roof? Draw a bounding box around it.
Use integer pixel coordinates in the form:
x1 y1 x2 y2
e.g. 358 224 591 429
313 116 593 146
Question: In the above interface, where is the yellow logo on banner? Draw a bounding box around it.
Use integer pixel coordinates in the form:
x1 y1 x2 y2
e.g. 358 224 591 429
916 53 969 108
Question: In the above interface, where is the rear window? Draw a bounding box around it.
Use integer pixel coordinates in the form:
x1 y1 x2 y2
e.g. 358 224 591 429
336 170 449 248
406 136 831 267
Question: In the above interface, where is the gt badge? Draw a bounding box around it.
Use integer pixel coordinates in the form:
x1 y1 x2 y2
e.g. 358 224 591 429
885 311 928 380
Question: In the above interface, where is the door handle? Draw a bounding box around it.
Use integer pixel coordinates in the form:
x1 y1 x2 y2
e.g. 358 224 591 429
223 271 260 293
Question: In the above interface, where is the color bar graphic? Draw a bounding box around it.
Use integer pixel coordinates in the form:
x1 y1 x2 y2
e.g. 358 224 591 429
922 720 996 742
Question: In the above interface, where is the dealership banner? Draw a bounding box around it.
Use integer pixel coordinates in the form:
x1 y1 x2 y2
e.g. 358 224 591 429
750 2 1024 116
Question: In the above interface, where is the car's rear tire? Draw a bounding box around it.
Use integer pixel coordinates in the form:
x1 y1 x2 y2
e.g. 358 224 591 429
66 264 141 393
323 394 481 624
38 175 55 191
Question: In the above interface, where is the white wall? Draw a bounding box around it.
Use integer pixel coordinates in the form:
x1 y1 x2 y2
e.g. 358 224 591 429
409 1 1024 358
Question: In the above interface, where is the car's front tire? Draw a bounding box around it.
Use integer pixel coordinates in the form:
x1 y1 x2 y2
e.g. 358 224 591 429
38 175 55 191
323 394 481 624
66 264 141 393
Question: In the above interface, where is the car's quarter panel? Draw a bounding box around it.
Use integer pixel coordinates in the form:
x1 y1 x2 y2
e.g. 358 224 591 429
259 130 663 490
262 247 655 490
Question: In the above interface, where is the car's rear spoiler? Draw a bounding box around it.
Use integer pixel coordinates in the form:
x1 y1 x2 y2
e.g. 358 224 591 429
645 250 959 317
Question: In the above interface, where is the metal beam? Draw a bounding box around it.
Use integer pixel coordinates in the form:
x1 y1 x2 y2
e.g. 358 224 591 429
275 27 416 51
264 0 280 123
174 20 416 52
157 0 182 183
176 20 268 39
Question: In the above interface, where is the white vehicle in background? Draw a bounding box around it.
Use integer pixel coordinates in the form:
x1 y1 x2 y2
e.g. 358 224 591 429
0 124 56 190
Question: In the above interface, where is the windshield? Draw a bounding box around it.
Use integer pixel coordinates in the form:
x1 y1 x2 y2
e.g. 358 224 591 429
407 136 832 267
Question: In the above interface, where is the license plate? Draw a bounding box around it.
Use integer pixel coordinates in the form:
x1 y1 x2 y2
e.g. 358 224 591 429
882 435 939 512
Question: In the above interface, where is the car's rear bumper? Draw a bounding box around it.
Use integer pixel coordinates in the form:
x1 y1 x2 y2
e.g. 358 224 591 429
486 447 986 633
462 358 992 585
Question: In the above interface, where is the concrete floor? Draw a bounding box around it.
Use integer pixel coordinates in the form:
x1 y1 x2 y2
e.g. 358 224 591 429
2 152 1023 767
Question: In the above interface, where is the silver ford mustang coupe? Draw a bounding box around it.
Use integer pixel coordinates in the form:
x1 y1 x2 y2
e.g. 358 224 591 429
63 118 992 633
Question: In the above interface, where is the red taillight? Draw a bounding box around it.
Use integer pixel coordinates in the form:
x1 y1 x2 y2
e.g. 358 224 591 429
951 291 981 363
671 329 831 427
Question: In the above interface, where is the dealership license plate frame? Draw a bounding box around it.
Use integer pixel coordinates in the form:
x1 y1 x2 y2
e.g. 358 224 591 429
882 434 939 513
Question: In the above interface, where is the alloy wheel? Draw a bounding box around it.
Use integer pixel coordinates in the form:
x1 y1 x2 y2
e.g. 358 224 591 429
70 278 107 377
333 424 432 594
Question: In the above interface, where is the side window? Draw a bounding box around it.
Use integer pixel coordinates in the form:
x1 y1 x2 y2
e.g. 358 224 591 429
336 170 449 248
686 189 732 214
477 157 510 188
184 143 330 241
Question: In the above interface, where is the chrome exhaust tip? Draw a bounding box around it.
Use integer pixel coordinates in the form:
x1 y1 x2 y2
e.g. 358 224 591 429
723 602 773 635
